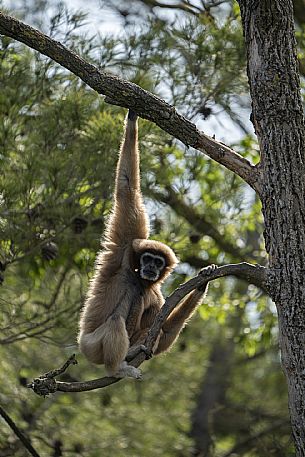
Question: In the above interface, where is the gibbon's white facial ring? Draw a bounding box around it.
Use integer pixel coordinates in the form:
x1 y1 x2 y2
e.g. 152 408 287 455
139 252 166 281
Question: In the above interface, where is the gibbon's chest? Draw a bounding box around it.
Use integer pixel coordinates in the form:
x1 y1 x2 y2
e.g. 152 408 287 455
142 286 163 311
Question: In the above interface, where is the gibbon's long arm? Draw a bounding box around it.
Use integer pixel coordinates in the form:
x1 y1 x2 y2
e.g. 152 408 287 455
155 266 216 353
105 111 149 247
127 287 206 356
154 287 206 354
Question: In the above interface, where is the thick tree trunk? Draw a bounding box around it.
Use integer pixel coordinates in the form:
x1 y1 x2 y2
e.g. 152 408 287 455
238 1 305 455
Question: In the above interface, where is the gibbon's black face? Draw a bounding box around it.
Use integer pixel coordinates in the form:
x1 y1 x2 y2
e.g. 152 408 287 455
139 252 166 282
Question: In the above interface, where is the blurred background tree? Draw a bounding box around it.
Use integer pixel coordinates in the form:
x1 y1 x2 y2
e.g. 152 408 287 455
0 0 304 455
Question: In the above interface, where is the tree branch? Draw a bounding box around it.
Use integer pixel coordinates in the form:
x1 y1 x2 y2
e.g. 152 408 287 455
222 419 289 457
0 405 41 457
27 262 267 396
0 11 261 193
151 186 253 260
136 0 202 16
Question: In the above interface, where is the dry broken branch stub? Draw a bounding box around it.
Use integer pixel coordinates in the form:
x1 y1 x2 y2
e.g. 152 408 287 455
28 354 78 396
27 263 267 396
0 11 261 193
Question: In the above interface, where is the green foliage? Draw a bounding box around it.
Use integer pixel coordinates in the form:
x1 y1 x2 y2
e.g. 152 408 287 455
109 11 247 120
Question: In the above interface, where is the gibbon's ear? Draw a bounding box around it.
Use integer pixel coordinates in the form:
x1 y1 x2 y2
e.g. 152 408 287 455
132 239 178 279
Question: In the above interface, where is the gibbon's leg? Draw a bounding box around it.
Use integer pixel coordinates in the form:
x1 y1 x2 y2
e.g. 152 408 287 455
126 304 162 361
111 295 146 377
79 313 128 366
126 335 155 362
79 291 143 379
80 314 142 379
155 265 217 354
125 294 145 336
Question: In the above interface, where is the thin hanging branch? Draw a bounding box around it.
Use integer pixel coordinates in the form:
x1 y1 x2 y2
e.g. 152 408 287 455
28 262 268 396
0 11 261 194
0 405 41 457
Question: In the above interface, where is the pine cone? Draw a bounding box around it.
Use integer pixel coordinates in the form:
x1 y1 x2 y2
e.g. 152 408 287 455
72 216 88 234
189 233 200 244
198 105 212 119
41 242 59 261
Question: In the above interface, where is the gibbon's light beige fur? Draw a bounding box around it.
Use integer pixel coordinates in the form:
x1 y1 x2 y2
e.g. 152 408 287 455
78 110 213 378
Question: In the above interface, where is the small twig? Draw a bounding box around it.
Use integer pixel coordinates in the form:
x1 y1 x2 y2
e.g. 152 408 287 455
28 354 78 396
0 405 41 457
43 354 78 379
27 263 267 396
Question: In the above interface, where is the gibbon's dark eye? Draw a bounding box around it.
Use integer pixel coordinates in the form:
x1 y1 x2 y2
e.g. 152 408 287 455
155 258 164 268
142 254 153 264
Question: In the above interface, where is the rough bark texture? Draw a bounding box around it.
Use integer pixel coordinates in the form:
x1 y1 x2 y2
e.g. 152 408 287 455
238 1 305 454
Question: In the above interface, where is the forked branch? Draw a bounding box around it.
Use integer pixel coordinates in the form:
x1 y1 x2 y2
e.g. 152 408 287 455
0 12 261 193
28 263 267 396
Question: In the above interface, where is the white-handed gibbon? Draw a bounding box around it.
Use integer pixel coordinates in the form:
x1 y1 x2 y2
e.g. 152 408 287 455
78 110 215 379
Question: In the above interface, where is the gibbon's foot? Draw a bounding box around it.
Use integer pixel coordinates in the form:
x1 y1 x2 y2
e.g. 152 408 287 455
197 264 217 291
112 361 142 380
126 344 153 361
